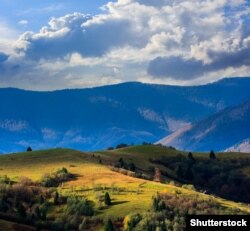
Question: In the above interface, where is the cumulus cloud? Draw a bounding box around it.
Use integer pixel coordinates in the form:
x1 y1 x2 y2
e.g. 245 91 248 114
1 0 250 89
15 12 145 59
148 45 250 79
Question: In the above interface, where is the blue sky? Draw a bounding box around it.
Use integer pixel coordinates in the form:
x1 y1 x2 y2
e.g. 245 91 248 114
0 0 250 90
0 1 114 32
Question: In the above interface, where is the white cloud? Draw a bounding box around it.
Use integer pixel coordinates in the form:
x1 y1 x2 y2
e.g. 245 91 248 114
0 119 28 132
18 20 28 26
1 0 250 89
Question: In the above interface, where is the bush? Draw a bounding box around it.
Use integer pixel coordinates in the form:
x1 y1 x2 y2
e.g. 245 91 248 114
65 196 94 216
182 184 196 191
41 168 73 187
124 213 142 231
0 175 11 184
116 143 128 149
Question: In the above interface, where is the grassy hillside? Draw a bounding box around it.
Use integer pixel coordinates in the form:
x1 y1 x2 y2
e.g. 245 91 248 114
0 146 249 230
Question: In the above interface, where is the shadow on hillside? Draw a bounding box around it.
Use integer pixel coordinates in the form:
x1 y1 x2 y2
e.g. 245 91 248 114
111 200 128 206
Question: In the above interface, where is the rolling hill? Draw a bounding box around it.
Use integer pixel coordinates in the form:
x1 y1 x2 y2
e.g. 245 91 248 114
1 77 250 153
0 146 249 230
157 100 250 152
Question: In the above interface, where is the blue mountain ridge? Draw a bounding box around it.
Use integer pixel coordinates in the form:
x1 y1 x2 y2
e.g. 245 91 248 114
0 77 250 153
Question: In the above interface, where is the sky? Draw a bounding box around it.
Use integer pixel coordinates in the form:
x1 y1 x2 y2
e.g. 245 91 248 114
0 0 250 90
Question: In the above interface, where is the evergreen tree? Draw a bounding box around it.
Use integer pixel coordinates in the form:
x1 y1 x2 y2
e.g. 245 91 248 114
176 165 183 178
188 152 195 163
27 146 32 152
104 192 111 206
104 219 115 231
209 150 216 159
39 195 45 204
18 203 26 218
54 191 59 205
35 206 41 219
118 158 125 168
185 166 194 181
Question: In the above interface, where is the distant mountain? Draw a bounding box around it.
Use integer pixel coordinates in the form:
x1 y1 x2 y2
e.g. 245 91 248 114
157 100 250 152
225 138 250 153
1 77 250 153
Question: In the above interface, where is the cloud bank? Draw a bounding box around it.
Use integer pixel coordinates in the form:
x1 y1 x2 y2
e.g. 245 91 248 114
0 0 250 89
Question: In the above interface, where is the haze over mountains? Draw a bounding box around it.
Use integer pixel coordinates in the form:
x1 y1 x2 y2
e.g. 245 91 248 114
158 100 250 152
1 77 250 153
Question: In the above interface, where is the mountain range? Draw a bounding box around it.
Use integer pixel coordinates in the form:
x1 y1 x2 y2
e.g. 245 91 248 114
157 99 250 152
1 77 250 153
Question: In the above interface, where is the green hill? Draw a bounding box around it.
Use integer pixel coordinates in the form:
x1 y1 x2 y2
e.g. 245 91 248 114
0 146 249 230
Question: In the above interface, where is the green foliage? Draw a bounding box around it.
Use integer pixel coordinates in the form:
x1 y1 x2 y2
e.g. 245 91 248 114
182 184 196 191
152 194 166 212
17 203 26 218
124 214 142 231
27 146 32 152
0 175 11 184
104 218 115 231
188 152 195 163
0 195 8 212
209 150 216 159
65 196 94 216
116 143 128 149
104 192 111 206
175 165 183 178
115 158 137 172
54 191 59 205
41 167 73 187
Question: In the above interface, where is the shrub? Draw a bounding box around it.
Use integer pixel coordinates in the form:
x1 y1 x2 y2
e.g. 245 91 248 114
124 213 142 231
0 175 11 184
65 196 94 216
41 168 73 187
182 184 196 191
116 143 128 149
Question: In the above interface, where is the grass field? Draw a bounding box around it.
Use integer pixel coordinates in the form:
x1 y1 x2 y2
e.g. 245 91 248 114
0 146 249 230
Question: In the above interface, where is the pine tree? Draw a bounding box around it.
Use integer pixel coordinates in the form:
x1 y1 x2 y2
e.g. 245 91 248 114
18 203 26 218
54 191 59 205
209 150 216 159
188 152 195 162
176 165 183 178
104 219 115 231
104 192 111 206
185 166 194 181
27 146 32 152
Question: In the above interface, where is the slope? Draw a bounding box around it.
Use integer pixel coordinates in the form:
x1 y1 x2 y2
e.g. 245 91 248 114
0 147 249 230
158 100 250 152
